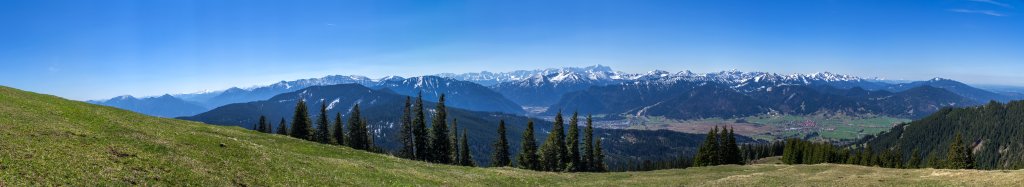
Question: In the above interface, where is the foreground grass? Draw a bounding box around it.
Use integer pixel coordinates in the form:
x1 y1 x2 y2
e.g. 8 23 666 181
1 86 1022 186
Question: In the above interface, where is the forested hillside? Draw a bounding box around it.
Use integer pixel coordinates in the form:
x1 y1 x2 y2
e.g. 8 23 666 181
864 101 1024 169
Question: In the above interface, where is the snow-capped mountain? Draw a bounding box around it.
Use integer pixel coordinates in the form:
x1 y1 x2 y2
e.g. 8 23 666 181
371 76 526 114
436 65 620 86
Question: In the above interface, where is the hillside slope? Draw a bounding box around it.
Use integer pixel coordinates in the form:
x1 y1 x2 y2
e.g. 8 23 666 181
1 86 1022 186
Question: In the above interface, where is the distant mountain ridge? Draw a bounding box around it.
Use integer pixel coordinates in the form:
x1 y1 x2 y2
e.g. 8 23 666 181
96 65 1021 119
548 79 980 120
88 94 207 118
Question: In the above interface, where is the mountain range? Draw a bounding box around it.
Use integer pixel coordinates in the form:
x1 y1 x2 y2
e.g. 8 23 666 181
93 65 1023 121
180 83 755 166
88 94 207 118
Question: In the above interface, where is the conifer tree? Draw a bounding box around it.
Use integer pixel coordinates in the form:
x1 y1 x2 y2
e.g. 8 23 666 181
856 145 872 165
413 93 429 161
491 120 511 167
723 127 742 165
276 118 288 135
314 102 332 144
907 148 922 169
257 115 269 133
347 104 369 150
593 138 606 172
451 118 460 163
517 120 540 170
333 112 344 146
398 96 415 159
539 111 567 171
459 130 474 166
582 115 595 172
926 153 941 169
429 94 451 164
565 112 581 172
946 133 974 169
717 127 728 164
694 127 720 166
290 100 313 140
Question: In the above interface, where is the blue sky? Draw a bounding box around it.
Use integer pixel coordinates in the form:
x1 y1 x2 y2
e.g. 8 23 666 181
1 0 1022 100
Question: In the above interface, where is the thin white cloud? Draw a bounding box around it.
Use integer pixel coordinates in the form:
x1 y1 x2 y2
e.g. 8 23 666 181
949 9 1008 16
968 0 1013 8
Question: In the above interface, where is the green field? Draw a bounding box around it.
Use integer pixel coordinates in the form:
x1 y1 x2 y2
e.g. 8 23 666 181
618 114 910 141
1 86 1019 186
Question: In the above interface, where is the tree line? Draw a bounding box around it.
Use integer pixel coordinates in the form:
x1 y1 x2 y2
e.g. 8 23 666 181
254 98 382 153
780 134 975 169
692 126 743 166
253 93 606 171
512 111 607 172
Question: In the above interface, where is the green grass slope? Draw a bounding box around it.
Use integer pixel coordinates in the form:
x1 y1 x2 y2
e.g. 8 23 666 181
1 86 1022 186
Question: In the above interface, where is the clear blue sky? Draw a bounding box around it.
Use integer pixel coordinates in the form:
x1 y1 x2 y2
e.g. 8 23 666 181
1 0 1022 100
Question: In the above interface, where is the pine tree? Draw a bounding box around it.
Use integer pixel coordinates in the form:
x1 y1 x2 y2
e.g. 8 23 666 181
429 94 451 164
332 112 344 146
946 133 974 169
459 130 474 166
491 120 511 167
257 115 269 133
926 153 941 169
565 112 581 172
347 104 369 150
717 127 728 164
539 111 567 171
290 100 313 140
276 118 288 135
314 102 332 144
861 145 874 166
593 138 606 172
517 120 540 170
582 115 595 172
907 148 922 169
723 127 742 165
398 96 415 159
694 127 720 166
413 93 429 161
451 118 460 163
363 119 374 149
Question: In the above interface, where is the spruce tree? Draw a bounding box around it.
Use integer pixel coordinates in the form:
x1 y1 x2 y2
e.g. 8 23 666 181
517 120 540 170
290 100 313 140
347 104 369 150
946 133 974 169
593 138 606 172
276 118 288 135
451 118 460 163
694 127 720 166
413 93 429 161
724 127 742 165
856 145 872 165
926 153 941 169
582 115 595 172
429 94 451 164
565 112 581 172
491 120 511 167
314 102 332 144
333 112 344 146
257 115 269 133
717 127 728 164
459 130 474 166
398 96 415 159
907 148 921 169
539 111 567 171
